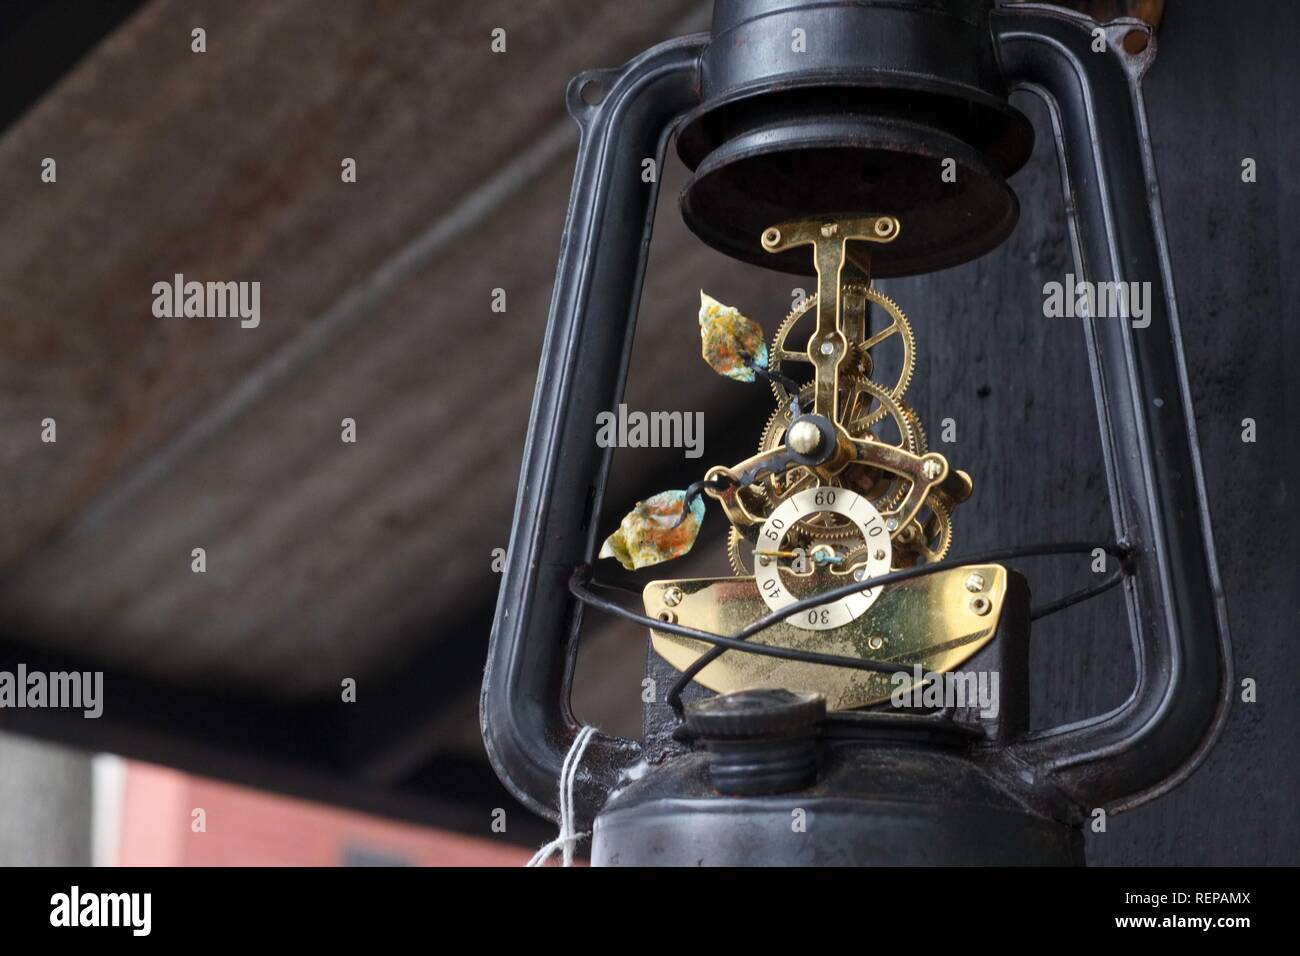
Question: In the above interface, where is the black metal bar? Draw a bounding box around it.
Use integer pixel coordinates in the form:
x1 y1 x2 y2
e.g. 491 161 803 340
992 5 1233 811
480 35 706 824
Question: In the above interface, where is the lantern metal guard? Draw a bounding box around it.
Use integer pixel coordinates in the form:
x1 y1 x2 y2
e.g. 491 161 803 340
481 0 1231 865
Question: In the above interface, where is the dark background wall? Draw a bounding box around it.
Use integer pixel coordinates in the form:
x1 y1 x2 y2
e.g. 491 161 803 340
1073 1 1297 863
900 1 1299 863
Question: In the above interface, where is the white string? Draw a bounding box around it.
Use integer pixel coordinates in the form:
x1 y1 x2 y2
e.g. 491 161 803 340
525 725 597 867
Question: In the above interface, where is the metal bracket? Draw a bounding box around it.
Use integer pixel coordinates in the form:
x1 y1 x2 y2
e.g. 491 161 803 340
480 35 707 825
992 3 1233 812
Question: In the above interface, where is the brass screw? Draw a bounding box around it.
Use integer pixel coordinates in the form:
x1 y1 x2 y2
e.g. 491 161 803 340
921 458 942 481
969 595 992 616
965 572 986 593
663 586 684 607
820 222 839 238
874 549 886 561
787 420 822 455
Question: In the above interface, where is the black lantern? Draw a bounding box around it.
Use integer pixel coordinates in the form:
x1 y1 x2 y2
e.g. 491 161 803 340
482 0 1231 866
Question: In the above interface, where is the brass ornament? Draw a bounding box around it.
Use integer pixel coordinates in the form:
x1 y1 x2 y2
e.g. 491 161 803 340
594 214 1003 708
645 564 1008 709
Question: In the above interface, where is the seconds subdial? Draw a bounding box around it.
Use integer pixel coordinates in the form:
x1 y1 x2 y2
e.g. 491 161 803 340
753 486 893 631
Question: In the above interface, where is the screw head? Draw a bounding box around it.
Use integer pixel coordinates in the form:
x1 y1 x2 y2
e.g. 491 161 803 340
663 586 684 607
921 458 943 481
885 517 899 532
819 340 835 355
787 420 822 455
874 549 887 561
820 222 839 238
965 572 986 593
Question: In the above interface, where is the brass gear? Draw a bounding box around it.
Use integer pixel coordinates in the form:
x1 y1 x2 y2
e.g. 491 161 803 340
856 400 928 510
723 283 958 576
758 375 919 461
770 285 916 424
715 376 921 575
904 404 928 455
758 376 920 524
727 525 752 576
894 494 954 564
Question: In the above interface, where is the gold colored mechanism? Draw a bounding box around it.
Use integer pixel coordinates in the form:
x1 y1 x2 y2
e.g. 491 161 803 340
646 565 1007 708
642 216 1004 710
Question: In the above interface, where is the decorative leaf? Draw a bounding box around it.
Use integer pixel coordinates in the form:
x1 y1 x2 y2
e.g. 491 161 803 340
699 291 767 382
599 490 705 570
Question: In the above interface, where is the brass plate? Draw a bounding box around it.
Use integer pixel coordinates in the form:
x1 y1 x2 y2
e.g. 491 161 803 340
645 565 1006 710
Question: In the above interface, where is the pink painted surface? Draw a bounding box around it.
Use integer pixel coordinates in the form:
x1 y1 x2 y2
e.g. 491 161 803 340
117 762 530 867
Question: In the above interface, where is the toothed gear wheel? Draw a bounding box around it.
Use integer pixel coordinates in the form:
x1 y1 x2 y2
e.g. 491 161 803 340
903 404 928 454
896 495 954 564
721 280 962 576
758 375 919 461
770 285 916 425
727 525 751 576
759 376 920 523
721 381 915 578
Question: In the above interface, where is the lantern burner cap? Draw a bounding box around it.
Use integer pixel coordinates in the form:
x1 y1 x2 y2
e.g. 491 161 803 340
676 0 1035 277
680 108 1027 277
